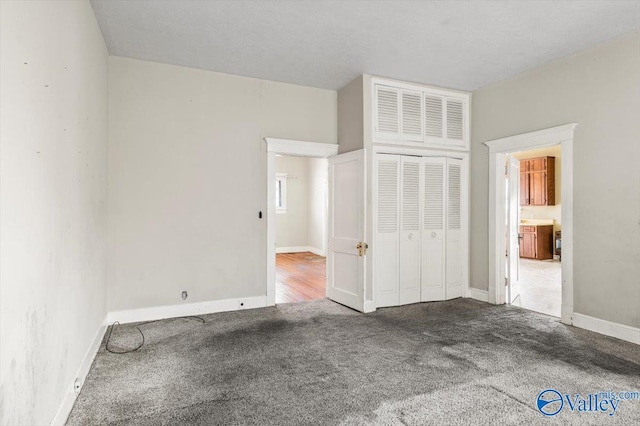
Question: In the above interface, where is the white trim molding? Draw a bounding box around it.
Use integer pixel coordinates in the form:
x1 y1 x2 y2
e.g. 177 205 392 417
469 288 489 303
265 138 339 158
265 138 337 307
484 123 576 325
276 246 325 257
485 123 577 154
106 296 267 325
51 318 107 426
572 313 640 345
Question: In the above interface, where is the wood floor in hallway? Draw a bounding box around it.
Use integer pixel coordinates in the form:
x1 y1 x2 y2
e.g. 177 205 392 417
276 252 326 304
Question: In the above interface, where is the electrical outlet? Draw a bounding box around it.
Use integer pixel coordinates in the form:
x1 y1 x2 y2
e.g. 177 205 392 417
182 291 188 300
238 300 246 309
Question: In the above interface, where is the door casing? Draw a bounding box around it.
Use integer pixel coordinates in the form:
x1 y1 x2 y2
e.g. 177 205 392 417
264 138 339 307
485 124 575 325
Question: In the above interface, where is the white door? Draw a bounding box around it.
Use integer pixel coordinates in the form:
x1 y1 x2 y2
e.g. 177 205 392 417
445 159 463 299
507 155 521 303
327 149 366 311
374 154 400 308
421 157 446 301
399 156 421 304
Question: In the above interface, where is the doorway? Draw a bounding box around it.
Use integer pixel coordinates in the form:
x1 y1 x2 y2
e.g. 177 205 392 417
264 138 339 306
485 123 575 325
506 145 562 317
274 154 328 303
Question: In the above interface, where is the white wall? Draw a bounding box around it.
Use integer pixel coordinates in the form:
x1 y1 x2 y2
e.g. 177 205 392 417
275 156 327 254
108 57 336 311
307 158 328 255
471 32 640 328
276 156 310 248
0 1 109 424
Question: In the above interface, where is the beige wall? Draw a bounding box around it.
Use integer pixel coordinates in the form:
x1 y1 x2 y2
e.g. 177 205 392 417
108 57 336 311
514 145 562 236
307 158 328 254
275 156 327 253
276 156 310 248
338 75 364 154
471 32 640 328
0 1 109 424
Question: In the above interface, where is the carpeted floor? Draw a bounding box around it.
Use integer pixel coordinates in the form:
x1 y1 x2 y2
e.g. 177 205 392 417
67 299 640 425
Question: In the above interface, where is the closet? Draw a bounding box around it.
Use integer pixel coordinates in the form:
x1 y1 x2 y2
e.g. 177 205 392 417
375 155 464 307
328 74 469 312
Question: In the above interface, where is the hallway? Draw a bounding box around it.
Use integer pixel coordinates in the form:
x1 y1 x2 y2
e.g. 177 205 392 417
275 252 326 304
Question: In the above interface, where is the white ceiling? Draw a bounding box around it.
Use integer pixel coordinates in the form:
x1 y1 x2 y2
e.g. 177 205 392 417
90 0 640 91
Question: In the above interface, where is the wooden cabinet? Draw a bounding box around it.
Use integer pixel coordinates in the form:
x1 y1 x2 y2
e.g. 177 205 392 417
519 156 555 206
519 225 553 260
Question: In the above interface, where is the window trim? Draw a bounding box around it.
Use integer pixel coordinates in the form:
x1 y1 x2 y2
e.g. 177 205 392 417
275 173 288 213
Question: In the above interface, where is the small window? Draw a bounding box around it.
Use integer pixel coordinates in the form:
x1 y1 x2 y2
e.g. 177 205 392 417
276 173 287 213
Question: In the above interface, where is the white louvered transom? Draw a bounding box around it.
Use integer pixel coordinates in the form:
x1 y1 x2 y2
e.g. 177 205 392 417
401 91 422 137
376 87 399 134
373 81 469 150
447 163 461 230
401 161 420 231
446 98 464 140
424 95 443 138
377 160 398 233
423 162 444 230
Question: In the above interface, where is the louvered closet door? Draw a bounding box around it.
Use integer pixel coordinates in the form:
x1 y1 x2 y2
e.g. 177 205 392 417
375 154 400 308
375 86 399 139
421 158 446 302
445 98 465 142
399 156 422 305
445 159 464 299
400 90 423 142
424 94 444 141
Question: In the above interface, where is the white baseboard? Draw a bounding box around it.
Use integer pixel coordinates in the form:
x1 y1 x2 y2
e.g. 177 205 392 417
468 288 489 303
276 246 308 253
276 246 325 256
363 300 376 313
572 313 640 345
106 295 267 325
51 317 107 426
307 246 325 257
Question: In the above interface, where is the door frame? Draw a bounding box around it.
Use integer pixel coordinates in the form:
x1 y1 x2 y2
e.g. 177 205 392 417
485 123 576 324
264 138 339 306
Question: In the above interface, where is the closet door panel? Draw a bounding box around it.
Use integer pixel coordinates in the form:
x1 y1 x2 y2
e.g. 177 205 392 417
445 159 463 299
399 157 421 305
375 154 400 307
421 158 446 301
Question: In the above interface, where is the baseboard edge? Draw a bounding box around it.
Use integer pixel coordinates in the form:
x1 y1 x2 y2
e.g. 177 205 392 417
468 288 489 303
572 313 640 345
51 317 107 426
276 246 325 256
106 295 268 325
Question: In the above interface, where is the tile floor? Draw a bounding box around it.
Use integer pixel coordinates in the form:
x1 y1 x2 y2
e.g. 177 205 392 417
511 258 561 317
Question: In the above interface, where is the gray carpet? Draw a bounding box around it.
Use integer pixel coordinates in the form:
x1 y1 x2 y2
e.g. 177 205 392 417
67 299 640 425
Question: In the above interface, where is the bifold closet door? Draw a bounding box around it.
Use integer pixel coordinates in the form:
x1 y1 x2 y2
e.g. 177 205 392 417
399 156 421 305
445 159 463 299
421 158 446 301
375 154 400 307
